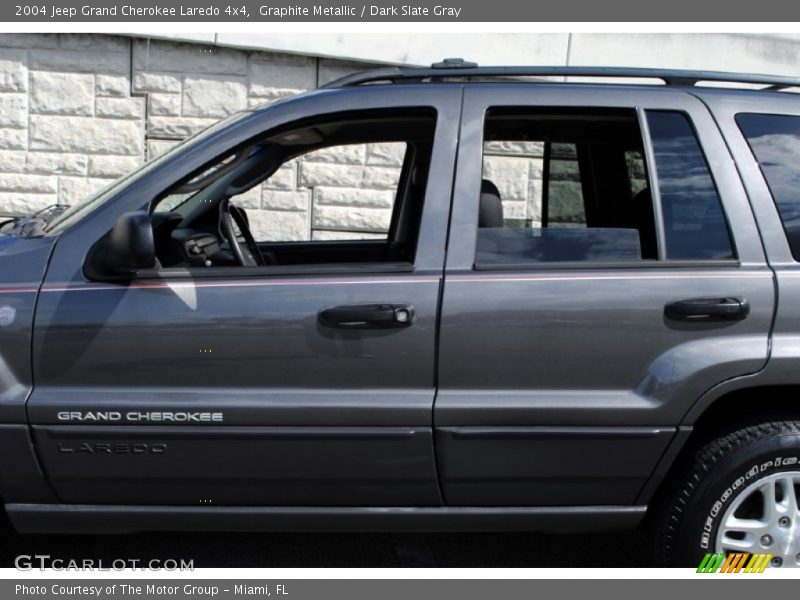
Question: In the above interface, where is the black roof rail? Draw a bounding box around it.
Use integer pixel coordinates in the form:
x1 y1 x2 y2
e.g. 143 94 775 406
322 61 800 91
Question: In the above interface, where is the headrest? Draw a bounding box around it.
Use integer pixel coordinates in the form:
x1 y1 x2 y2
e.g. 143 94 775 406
479 178 504 228
481 179 501 197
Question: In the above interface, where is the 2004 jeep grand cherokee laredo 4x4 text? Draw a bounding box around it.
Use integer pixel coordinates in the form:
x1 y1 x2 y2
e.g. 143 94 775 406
4 61 800 567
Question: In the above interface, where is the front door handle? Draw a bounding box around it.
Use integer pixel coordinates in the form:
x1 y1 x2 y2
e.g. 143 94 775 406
664 297 750 322
318 304 415 329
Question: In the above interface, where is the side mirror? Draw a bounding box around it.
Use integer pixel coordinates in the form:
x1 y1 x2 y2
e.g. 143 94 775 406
103 211 156 276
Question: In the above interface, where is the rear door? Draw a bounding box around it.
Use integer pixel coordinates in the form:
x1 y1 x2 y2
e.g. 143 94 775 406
435 85 775 507
28 86 461 507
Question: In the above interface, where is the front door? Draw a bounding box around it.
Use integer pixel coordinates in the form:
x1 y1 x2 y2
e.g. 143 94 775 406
435 86 775 507
28 87 460 507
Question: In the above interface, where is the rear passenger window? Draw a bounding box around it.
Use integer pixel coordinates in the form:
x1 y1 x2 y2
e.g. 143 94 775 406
478 108 656 266
736 113 800 261
475 108 736 267
646 111 735 260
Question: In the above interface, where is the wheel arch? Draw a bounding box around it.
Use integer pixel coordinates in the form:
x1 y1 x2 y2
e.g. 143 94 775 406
642 383 800 509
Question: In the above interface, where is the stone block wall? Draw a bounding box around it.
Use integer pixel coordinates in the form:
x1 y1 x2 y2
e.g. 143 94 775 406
0 34 144 216
227 141 407 241
482 141 544 228
0 33 545 240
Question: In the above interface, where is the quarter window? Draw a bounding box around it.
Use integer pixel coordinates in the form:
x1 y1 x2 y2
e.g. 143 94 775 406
646 111 735 260
736 113 800 261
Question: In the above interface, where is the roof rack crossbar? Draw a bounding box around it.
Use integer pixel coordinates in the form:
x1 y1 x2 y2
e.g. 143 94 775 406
322 65 800 90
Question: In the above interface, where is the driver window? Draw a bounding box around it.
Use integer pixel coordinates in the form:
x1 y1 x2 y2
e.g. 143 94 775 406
151 109 436 269
228 141 405 243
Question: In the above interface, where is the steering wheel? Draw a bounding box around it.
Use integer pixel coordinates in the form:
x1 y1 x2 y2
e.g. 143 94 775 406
219 199 265 267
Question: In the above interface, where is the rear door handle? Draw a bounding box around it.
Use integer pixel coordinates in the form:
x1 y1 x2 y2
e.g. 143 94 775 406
664 297 750 322
318 304 415 329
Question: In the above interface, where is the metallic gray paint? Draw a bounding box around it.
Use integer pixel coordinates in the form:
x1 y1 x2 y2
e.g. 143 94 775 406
435 86 775 506
682 90 800 422
28 85 462 507
0 81 797 532
0 235 55 423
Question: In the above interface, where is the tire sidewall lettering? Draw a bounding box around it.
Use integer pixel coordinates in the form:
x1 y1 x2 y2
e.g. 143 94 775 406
697 453 800 552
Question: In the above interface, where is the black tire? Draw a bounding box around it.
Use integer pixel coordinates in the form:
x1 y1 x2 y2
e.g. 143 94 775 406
653 421 800 567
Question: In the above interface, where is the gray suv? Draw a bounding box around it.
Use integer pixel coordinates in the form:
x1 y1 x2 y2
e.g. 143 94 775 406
2 62 800 567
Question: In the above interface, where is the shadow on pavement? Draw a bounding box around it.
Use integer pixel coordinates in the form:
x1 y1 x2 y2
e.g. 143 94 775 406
0 512 651 568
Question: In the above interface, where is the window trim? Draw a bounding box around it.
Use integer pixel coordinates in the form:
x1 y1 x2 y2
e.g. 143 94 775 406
125 261 416 282
541 140 552 229
473 258 740 271
638 106 667 261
